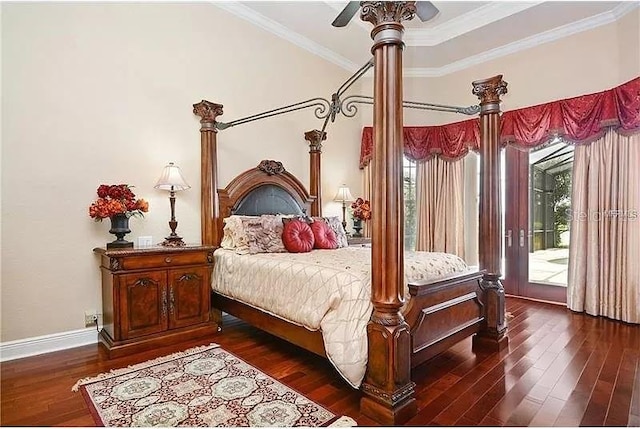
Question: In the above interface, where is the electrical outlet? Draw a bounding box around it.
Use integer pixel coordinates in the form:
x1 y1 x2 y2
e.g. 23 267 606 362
138 236 153 247
84 310 99 326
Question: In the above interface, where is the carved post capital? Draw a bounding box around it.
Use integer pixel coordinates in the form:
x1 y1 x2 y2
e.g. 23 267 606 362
193 100 224 131
471 76 508 114
361 1 417 27
304 129 326 153
361 1 416 49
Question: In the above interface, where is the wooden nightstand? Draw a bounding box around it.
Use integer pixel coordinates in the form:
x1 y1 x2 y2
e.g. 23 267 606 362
94 245 218 358
348 237 371 247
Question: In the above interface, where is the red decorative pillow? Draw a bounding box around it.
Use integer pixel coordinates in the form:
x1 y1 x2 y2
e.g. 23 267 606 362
282 219 315 253
310 220 338 249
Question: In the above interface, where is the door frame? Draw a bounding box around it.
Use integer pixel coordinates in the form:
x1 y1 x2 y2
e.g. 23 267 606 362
503 146 567 303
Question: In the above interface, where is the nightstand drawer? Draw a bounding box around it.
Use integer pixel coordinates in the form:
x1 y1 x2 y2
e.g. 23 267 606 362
122 252 208 270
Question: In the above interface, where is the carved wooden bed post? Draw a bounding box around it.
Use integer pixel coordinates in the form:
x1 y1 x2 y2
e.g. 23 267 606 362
193 100 224 247
359 1 417 425
472 76 509 351
304 129 326 217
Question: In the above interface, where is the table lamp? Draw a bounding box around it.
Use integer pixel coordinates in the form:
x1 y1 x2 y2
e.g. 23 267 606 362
154 162 191 247
333 184 354 230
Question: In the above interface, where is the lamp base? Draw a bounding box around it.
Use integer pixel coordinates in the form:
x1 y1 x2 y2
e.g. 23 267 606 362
159 235 186 247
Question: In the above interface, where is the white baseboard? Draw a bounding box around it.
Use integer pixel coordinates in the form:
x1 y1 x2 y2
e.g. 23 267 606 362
0 327 99 362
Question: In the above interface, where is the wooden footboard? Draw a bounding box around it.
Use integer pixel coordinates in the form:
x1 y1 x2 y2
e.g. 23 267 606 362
212 269 484 373
404 270 484 368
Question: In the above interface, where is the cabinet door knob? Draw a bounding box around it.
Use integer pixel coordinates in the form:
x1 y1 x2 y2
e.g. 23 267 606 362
165 257 172 263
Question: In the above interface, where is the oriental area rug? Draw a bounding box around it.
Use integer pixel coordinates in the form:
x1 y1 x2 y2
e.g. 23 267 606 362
72 344 355 427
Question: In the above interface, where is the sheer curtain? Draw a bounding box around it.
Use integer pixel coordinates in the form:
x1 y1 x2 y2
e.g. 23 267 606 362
568 130 639 323
415 157 465 258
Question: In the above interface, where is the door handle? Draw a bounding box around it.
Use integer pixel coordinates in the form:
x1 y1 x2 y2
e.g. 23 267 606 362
169 286 175 315
519 229 525 247
506 229 512 247
161 286 168 318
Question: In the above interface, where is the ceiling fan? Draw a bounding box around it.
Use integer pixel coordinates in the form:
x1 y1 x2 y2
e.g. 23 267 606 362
331 1 439 27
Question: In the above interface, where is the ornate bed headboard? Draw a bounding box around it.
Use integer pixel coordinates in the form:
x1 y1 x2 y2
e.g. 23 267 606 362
232 184 306 216
192 100 324 245
216 160 315 245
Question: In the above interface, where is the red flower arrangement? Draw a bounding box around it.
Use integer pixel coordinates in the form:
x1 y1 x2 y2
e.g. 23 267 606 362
351 197 371 221
88 184 149 221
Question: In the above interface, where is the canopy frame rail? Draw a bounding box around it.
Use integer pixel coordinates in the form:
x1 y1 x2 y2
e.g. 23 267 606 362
215 97 332 131
340 95 479 120
212 59 480 133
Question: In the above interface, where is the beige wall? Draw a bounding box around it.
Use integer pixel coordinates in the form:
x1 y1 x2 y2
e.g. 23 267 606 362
617 8 640 83
1 3 362 342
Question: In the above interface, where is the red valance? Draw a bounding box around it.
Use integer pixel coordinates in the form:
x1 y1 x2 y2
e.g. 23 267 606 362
360 77 640 168
360 120 480 168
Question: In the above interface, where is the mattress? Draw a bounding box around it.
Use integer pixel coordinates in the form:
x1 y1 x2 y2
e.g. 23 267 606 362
212 246 468 388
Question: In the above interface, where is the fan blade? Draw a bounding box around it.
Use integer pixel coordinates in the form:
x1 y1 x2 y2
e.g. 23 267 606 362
415 1 439 22
331 1 360 27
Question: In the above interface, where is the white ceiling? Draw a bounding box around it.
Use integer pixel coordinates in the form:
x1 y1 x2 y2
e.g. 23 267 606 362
215 1 637 77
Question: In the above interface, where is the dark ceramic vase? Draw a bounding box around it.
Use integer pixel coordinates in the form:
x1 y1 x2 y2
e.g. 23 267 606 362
352 219 363 238
107 213 134 249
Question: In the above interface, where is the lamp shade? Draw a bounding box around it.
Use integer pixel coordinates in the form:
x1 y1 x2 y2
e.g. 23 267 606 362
154 162 191 191
333 185 354 203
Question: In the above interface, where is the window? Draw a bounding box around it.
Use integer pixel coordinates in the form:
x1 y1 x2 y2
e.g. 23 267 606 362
403 156 417 250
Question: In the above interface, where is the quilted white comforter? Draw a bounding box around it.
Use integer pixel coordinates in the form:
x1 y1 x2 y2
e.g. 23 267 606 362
212 247 468 388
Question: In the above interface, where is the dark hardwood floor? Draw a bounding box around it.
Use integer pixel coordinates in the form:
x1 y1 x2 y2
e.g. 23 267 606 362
1 297 638 426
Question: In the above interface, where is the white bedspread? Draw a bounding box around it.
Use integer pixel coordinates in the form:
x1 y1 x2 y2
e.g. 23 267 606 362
212 247 468 388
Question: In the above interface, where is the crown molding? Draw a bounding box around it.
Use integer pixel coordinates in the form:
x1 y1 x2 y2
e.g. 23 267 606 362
214 1 359 72
215 1 637 77
611 0 639 19
403 1 638 78
405 1 544 46
325 1 544 46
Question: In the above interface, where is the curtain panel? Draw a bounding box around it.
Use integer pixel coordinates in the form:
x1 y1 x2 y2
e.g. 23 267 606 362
359 77 640 167
567 130 639 324
415 157 465 257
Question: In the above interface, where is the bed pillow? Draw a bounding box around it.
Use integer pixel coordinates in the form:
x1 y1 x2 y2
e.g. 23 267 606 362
282 219 315 253
310 219 338 249
314 216 349 248
243 214 287 254
221 215 258 250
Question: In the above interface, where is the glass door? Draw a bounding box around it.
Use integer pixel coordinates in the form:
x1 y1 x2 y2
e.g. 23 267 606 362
503 140 573 303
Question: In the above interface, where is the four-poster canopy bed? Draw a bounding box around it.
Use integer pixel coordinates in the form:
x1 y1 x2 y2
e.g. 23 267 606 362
192 2 508 425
